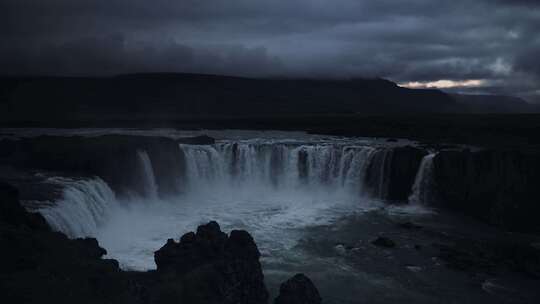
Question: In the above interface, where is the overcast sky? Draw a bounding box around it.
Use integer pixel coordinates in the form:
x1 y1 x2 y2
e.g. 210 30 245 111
1 0 539 102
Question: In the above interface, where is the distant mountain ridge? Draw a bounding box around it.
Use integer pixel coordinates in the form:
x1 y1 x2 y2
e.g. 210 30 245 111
0 73 536 125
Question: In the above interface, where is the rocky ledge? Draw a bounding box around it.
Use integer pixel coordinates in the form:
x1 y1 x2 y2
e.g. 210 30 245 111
0 182 321 304
0 134 215 197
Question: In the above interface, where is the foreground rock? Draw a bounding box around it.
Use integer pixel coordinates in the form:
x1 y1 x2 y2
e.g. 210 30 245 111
275 273 322 304
153 221 268 304
0 182 50 231
0 182 134 303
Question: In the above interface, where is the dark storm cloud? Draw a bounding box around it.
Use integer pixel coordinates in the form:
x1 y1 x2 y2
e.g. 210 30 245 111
1 0 539 101
0 34 282 77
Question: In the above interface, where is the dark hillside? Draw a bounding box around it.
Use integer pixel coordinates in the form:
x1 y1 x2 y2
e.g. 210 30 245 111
0 74 459 124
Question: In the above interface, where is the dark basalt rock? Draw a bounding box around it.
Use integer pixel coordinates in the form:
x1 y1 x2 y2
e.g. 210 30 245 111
274 273 322 304
432 149 540 233
0 182 50 231
0 182 138 303
73 237 108 259
372 236 396 248
154 221 228 273
154 221 268 304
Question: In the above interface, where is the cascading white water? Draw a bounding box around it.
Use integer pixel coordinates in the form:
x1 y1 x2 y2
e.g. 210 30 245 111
39 177 118 238
180 142 379 194
408 153 436 205
137 150 159 199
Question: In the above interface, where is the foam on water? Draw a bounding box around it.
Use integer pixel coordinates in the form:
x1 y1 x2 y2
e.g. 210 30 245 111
94 186 382 270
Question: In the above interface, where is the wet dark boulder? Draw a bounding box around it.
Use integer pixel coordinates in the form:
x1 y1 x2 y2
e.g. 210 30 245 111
432 149 540 233
274 273 322 304
154 221 268 304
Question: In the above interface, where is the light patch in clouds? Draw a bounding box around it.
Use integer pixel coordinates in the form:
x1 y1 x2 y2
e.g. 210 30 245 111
400 79 487 89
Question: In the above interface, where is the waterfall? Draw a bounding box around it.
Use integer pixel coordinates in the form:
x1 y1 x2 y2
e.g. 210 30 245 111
39 177 118 238
371 149 393 199
179 142 379 194
37 140 432 240
137 150 159 199
340 146 378 193
408 153 436 205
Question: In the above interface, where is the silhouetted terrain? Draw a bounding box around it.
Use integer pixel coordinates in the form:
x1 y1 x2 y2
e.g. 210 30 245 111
1 74 539 150
0 73 472 124
453 94 540 113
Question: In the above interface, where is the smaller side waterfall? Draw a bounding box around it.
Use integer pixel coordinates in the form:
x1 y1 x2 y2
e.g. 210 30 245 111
39 177 118 238
137 150 159 199
408 153 436 205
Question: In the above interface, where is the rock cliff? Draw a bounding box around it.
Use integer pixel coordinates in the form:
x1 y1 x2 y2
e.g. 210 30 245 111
432 149 540 233
0 135 214 197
